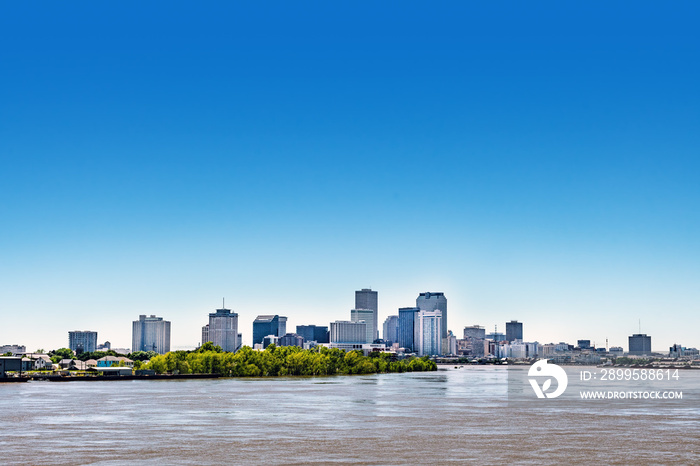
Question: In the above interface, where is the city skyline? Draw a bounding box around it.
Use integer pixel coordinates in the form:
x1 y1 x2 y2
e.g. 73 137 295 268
0 289 693 353
1 3 698 353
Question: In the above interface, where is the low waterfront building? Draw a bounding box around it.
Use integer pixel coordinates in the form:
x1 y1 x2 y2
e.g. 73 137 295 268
59 359 88 370
97 356 134 367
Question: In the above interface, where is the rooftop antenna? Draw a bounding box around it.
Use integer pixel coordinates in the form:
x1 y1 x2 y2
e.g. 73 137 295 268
639 319 641 334
606 338 609 351
223 297 225 309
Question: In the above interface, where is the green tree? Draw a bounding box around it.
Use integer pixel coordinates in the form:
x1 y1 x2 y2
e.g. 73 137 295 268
49 348 75 363
195 342 223 353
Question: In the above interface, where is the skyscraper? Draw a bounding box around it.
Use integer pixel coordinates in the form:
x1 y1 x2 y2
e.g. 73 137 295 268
68 331 98 354
278 316 287 337
351 308 376 343
416 292 447 339
355 288 378 340
330 321 367 344
277 333 304 347
383 315 399 344
418 310 442 356
203 308 239 352
463 325 486 340
398 307 420 352
506 320 523 342
296 325 329 344
132 315 171 354
629 334 652 355
253 315 286 346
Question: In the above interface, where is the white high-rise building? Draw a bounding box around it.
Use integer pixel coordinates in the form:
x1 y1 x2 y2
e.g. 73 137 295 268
416 292 447 339
330 321 367 344
68 331 98 354
132 315 171 354
203 308 239 352
418 310 442 356
383 315 399 343
351 309 376 343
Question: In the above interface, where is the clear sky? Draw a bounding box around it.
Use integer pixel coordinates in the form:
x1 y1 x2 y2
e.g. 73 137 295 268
1 2 698 353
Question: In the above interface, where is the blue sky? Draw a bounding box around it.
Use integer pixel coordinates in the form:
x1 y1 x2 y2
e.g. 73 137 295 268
1 2 698 352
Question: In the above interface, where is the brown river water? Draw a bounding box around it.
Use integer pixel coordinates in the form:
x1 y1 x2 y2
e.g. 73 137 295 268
2 366 699 464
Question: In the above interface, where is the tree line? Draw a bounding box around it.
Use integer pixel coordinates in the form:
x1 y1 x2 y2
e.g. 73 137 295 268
145 343 437 376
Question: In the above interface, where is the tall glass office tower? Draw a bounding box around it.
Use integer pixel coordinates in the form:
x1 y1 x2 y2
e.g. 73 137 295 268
355 288 378 341
398 307 420 352
416 292 447 339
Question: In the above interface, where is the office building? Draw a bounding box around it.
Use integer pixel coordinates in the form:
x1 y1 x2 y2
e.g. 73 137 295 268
0 345 26 355
330 321 366 344
463 325 486 340
416 292 447 339
577 340 591 350
132 315 171 354
278 317 287 337
253 315 287 346
262 335 278 349
486 332 507 342
383 315 399 344
203 308 239 352
68 331 98 354
201 325 209 346
398 307 420 352
418 310 442 356
355 288 378 341
351 308 376 343
278 333 304 347
443 330 457 356
628 334 652 355
505 320 523 342
296 325 329 344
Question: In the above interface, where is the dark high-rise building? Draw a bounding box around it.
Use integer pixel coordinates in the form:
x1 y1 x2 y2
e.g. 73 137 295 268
463 326 486 340
296 325 329 344
505 320 523 342
416 292 447 339
68 331 98 354
398 307 420 352
383 315 399 344
355 289 378 341
629 334 652 355
277 333 304 347
578 340 591 350
253 315 286 346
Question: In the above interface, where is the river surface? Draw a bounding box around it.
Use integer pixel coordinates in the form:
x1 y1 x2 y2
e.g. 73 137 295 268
2 366 699 465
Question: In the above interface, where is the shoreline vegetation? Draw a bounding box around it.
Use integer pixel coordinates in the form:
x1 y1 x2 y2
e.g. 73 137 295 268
144 343 437 377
